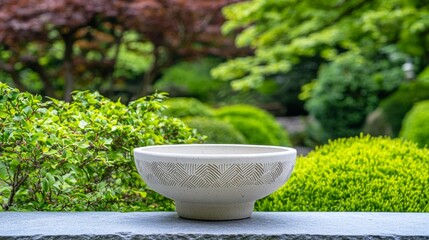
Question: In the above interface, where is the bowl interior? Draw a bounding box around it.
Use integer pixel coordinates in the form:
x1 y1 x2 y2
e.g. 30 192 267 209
134 144 294 158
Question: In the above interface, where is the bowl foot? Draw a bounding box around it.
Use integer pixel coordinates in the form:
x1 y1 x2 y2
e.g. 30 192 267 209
175 201 255 221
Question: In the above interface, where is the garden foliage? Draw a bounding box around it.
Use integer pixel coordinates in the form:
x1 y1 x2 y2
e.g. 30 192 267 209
215 104 290 146
162 98 214 119
380 82 429 137
154 58 228 102
305 54 379 141
256 135 429 212
161 98 291 146
214 0 429 91
184 117 246 144
400 100 429 148
0 83 202 211
0 0 242 101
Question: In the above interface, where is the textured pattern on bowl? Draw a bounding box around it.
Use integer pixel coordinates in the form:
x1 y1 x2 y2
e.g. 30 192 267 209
137 161 293 188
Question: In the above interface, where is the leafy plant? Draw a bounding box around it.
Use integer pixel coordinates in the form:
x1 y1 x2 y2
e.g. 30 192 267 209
256 135 429 212
400 100 429 148
184 117 246 144
215 104 290 146
0 83 202 211
213 0 428 91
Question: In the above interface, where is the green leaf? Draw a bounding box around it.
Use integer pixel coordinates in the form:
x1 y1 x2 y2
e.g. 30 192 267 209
36 192 44 204
41 178 49 192
0 163 7 180
79 120 88 129
46 172 55 184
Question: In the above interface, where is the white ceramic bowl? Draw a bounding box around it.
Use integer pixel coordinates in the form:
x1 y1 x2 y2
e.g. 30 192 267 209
134 144 296 220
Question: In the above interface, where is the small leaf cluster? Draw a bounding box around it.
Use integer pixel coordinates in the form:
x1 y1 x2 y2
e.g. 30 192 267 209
400 100 429 148
256 135 429 212
0 83 202 211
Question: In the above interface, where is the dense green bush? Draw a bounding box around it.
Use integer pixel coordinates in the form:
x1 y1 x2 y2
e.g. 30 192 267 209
184 117 246 144
400 100 429 148
215 104 290 146
380 82 429 136
256 135 429 212
305 54 379 141
161 97 214 118
0 83 202 211
221 117 279 145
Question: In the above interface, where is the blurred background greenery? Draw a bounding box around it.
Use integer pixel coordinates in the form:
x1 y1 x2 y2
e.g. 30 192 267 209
2 0 429 149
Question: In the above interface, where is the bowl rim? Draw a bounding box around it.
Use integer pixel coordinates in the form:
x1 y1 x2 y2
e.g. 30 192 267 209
134 144 296 159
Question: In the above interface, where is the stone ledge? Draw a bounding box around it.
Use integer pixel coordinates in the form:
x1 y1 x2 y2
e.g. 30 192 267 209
1 212 428 239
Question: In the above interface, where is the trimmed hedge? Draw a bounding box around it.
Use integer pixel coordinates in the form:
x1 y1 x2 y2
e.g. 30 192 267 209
184 117 247 144
400 100 429 148
161 97 214 118
221 116 279 145
256 135 429 212
215 104 290 146
0 83 202 211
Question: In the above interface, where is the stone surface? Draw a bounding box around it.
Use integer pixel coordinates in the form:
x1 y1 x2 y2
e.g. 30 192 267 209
1 212 429 239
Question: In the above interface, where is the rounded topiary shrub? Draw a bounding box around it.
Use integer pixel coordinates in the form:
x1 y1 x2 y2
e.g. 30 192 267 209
400 100 429 148
380 81 429 136
256 135 429 212
215 104 290 146
184 117 247 144
222 116 279 145
161 97 214 118
0 83 202 211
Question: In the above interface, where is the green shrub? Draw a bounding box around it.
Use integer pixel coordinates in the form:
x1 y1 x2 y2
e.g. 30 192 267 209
0 83 202 211
215 104 290 146
380 82 429 136
256 135 429 212
154 58 228 102
400 100 429 148
305 54 379 141
183 117 246 144
161 97 214 118
222 117 279 145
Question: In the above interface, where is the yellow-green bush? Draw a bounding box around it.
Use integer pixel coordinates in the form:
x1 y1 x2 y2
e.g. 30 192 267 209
256 135 429 212
184 117 246 144
400 100 429 148
215 104 290 146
